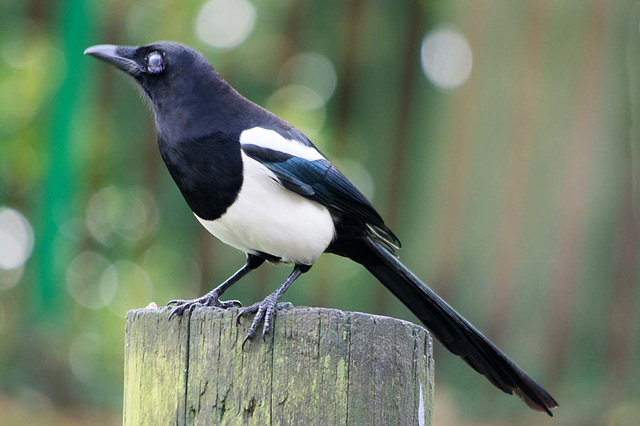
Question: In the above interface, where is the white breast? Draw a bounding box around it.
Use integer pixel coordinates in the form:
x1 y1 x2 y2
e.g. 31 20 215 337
195 153 335 265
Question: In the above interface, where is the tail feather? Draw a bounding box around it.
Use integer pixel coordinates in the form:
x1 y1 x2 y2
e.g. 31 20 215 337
362 237 558 416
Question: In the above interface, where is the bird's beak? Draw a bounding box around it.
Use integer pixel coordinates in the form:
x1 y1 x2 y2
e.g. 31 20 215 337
84 44 140 74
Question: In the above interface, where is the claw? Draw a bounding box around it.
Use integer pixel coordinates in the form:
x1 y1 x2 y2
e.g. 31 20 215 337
166 291 242 320
242 334 252 350
187 303 197 316
238 300 292 349
168 305 185 321
237 304 258 323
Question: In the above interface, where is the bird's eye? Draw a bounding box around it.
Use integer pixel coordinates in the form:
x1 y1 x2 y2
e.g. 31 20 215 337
146 51 164 73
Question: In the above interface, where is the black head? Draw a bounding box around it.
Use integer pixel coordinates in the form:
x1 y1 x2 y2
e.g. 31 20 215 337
85 41 215 93
85 41 236 140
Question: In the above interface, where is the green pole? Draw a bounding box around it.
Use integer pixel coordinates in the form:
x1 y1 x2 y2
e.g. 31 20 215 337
37 0 91 320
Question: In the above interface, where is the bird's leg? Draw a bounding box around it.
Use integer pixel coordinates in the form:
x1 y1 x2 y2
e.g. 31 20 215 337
238 264 310 347
168 254 265 319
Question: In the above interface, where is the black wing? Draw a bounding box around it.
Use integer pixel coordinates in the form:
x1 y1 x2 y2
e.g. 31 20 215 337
242 144 400 249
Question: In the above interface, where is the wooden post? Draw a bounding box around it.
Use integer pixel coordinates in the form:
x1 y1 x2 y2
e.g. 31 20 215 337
124 307 434 425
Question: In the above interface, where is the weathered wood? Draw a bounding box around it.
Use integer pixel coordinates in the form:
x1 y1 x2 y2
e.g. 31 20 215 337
124 307 434 425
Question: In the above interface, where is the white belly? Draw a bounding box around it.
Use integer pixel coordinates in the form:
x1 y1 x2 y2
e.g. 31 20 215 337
195 153 335 265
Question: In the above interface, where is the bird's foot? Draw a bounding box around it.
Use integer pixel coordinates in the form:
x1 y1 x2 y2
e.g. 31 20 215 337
167 291 242 320
237 297 293 348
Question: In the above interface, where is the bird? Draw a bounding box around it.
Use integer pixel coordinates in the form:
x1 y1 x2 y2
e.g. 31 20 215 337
85 41 558 415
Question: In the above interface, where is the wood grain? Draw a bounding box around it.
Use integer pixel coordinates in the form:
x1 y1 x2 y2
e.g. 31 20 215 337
124 307 433 425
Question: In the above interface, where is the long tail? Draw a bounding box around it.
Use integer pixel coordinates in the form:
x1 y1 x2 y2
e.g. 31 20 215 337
362 237 558 416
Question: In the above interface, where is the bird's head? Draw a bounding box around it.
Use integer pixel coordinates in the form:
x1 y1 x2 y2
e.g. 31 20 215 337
84 41 231 140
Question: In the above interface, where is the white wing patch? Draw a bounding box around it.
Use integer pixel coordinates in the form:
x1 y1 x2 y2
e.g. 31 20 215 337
239 127 324 161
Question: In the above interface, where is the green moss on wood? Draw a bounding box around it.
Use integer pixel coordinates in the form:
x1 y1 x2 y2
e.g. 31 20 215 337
124 307 433 425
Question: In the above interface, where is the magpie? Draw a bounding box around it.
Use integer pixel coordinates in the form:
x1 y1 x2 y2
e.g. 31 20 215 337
85 41 558 415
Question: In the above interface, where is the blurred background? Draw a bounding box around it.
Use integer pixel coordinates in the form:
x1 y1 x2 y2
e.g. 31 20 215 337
0 0 639 424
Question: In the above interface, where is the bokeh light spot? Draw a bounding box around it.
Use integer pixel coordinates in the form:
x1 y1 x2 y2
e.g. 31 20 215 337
100 261 153 317
0 267 24 291
279 53 337 102
420 26 472 90
196 0 257 50
86 186 159 246
0 207 34 270
67 251 112 309
266 85 326 137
